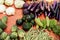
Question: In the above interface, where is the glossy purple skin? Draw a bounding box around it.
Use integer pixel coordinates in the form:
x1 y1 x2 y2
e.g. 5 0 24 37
59 14 60 21
23 3 29 9
53 1 57 8
23 9 30 15
30 3 38 12
27 3 35 10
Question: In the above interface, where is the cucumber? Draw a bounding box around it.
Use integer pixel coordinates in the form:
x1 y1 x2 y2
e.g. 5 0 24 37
0 20 7 29
2 16 8 24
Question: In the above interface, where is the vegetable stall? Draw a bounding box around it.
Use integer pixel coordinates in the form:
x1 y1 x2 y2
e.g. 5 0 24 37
0 0 60 40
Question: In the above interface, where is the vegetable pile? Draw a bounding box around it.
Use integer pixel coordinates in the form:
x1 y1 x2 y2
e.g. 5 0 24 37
23 1 60 21
0 0 60 40
35 16 60 35
24 28 53 40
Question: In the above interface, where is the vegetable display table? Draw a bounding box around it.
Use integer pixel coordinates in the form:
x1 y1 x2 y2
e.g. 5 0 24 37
0 5 23 34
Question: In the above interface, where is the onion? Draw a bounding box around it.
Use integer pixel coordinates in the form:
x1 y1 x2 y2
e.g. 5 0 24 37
5 0 13 6
0 0 4 4
14 0 25 8
0 5 6 13
6 7 15 15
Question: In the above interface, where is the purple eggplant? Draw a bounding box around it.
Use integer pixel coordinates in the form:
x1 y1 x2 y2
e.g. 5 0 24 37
35 4 40 16
27 3 35 11
23 9 30 15
39 1 45 12
23 3 29 9
53 1 57 9
35 3 40 13
59 14 60 21
30 3 38 12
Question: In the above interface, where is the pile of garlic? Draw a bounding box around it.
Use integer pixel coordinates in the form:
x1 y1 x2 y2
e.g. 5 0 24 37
0 0 25 16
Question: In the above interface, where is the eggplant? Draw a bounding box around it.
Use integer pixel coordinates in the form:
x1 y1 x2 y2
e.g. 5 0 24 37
56 6 60 21
47 13 50 18
23 9 30 15
34 3 42 16
59 14 60 21
40 1 45 13
27 3 35 11
35 6 40 13
53 1 57 10
35 3 41 13
30 3 38 12
23 3 29 9
49 5 56 18
58 3 60 21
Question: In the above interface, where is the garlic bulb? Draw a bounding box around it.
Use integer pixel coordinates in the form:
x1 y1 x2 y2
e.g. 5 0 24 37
0 0 4 4
14 0 25 8
5 0 13 6
6 7 15 15
0 5 6 13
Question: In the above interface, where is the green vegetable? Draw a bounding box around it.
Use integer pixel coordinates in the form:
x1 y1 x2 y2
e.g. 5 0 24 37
35 18 43 27
4 36 11 40
26 15 32 22
36 25 39 29
16 19 23 25
14 38 18 40
30 13 35 19
2 16 8 24
0 20 7 29
41 19 47 28
49 19 57 27
41 16 49 29
34 30 53 40
0 32 8 39
11 25 18 32
46 16 49 27
18 30 25 38
0 38 3 40
48 19 57 30
0 28 3 34
24 28 39 40
22 15 26 22
10 32 18 39
22 22 32 31
30 20 35 25
11 38 18 40
24 28 53 40
52 25 60 35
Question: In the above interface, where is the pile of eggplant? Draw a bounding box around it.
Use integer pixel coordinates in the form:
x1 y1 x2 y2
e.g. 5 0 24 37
23 1 60 21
